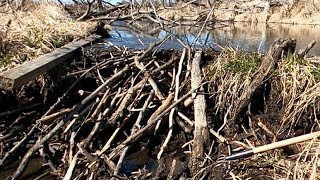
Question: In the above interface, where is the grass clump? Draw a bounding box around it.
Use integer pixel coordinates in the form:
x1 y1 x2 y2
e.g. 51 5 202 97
0 41 10 66
204 48 261 125
223 52 260 74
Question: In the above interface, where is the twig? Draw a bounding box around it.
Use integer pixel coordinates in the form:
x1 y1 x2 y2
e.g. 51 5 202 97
226 131 320 160
37 108 72 124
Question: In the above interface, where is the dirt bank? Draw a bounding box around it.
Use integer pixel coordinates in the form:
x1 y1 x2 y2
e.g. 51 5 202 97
159 0 320 25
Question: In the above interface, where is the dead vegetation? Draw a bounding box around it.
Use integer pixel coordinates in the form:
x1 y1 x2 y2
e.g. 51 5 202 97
1 0 320 179
0 1 99 70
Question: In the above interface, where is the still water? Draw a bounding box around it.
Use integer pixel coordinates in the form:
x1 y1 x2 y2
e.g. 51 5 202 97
105 21 320 55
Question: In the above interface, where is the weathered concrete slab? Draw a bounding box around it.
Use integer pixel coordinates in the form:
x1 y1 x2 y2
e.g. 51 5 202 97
0 35 102 90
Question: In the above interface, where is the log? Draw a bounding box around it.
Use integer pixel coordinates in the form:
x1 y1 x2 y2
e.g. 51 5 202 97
190 50 209 174
0 35 102 90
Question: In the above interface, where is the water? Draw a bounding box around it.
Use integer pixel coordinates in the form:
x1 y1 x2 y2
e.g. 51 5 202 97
105 21 320 55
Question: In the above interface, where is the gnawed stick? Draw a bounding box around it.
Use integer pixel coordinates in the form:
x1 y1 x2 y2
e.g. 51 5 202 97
87 88 111 122
157 48 186 159
64 152 79 180
10 66 130 180
108 84 203 160
133 35 171 101
84 88 122 147
190 50 209 175
114 91 154 175
297 40 316 58
148 92 174 128
109 78 148 125
37 108 72 124
77 143 94 162
134 54 164 101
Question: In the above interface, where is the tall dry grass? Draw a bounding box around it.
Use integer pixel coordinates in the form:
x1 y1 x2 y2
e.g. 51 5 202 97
204 48 320 179
0 1 95 70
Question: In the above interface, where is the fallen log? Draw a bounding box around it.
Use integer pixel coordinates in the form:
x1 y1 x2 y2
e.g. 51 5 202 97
189 50 209 175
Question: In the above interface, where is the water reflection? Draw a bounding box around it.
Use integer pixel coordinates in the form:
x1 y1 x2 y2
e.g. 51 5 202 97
107 21 320 55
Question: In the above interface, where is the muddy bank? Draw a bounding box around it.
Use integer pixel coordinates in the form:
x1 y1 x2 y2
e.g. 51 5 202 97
159 0 320 25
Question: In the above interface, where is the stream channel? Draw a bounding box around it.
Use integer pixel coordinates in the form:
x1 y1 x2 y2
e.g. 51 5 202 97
105 21 320 55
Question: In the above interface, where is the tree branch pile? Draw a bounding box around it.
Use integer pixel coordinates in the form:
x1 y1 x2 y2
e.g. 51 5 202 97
0 36 213 179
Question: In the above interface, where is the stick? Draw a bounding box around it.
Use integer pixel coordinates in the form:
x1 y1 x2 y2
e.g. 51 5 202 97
84 88 121 147
157 48 186 159
109 78 148 125
37 108 72 124
297 40 316 58
0 103 42 117
63 152 79 180
226 131 320 160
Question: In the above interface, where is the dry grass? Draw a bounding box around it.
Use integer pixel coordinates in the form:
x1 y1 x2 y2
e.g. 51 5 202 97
204 48 261 130
0 1 96 70
204 49 320 179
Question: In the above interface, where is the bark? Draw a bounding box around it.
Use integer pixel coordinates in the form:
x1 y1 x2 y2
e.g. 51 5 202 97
190 50 209 175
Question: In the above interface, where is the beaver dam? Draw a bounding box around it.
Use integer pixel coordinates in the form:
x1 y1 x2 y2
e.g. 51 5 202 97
1 0 320 179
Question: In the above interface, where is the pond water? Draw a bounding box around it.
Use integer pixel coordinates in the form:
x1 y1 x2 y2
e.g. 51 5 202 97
105 21 320 55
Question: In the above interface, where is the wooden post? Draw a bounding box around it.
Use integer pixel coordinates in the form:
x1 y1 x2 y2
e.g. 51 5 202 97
0 35 101 90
